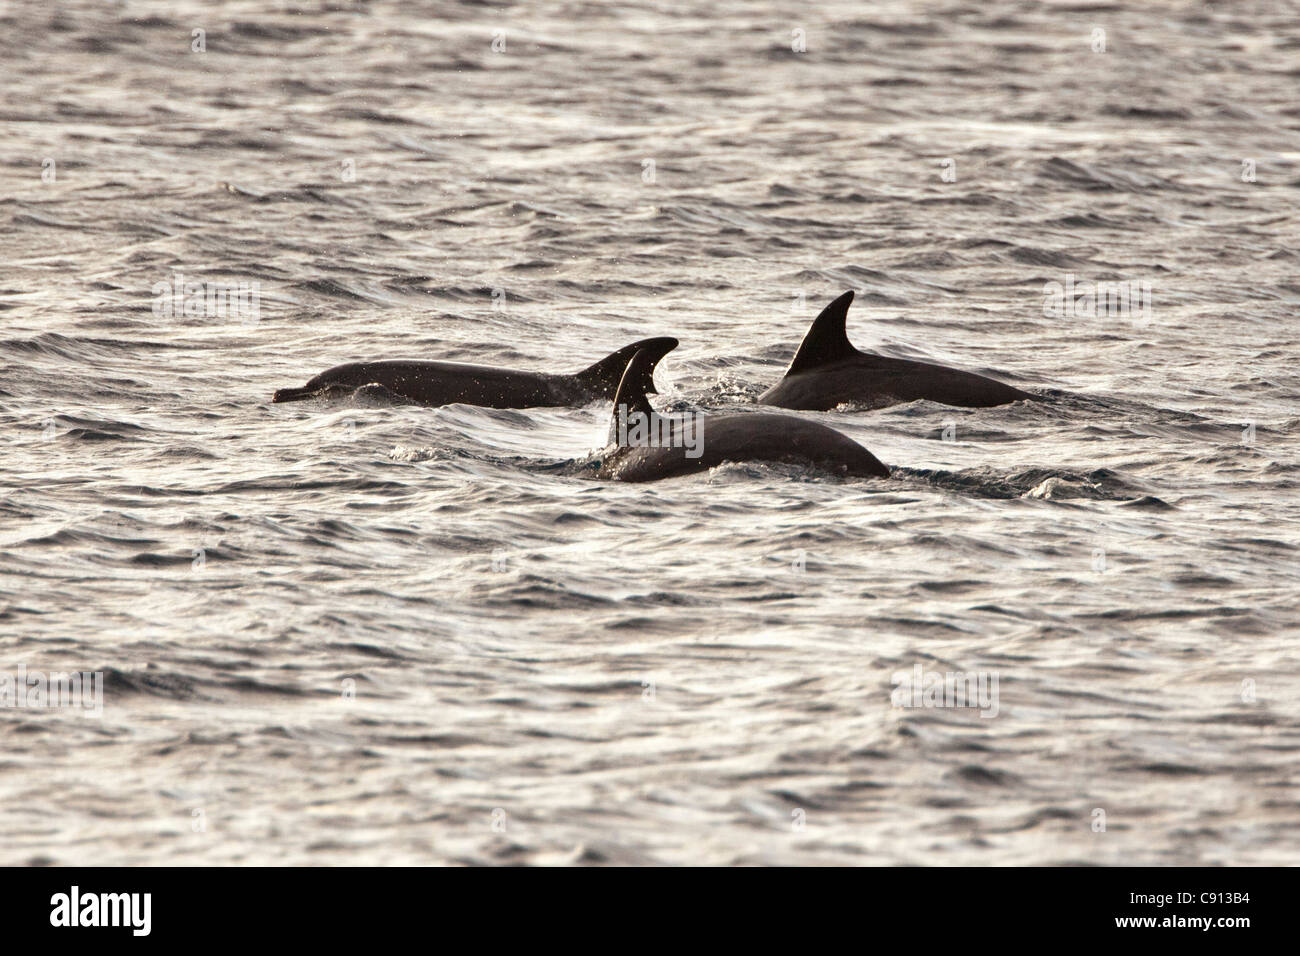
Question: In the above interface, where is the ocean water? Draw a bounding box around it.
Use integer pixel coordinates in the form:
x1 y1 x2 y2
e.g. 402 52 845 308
2 0 1298 865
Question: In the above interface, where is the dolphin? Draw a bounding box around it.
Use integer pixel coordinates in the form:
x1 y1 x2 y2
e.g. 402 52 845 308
758 291 1037 410
597 348 891 482
272 336 678 408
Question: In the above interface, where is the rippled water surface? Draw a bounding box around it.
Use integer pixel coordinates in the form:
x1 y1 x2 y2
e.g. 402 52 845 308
2 0 1299 865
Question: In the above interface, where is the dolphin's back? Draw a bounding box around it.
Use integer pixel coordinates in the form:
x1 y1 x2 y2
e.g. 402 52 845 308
271 337 677 408
605 412 889 482
695 414 888 478
289 360 571 408
601 347 889 482
760 354 1034 410
759 290 1037 411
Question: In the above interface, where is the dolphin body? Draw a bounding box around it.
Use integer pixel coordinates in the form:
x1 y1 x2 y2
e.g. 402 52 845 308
597 348 890 483
272 337 679 408
758 291 1037 410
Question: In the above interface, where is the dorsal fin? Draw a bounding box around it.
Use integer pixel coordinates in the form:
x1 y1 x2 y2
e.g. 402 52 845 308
784 291 859 376
607 348 657 446
575 336 677 397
